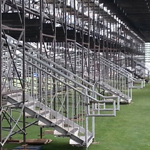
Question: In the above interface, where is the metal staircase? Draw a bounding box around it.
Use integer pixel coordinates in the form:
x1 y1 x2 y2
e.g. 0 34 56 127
45 42 133 103
116 52 147 88
1 33 117 147
134 59 149 83
6 91 94 147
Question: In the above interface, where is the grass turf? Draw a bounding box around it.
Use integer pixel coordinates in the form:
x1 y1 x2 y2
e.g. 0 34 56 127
4 83 150 150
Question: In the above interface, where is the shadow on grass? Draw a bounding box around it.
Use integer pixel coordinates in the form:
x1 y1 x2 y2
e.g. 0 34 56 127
42 138 85 150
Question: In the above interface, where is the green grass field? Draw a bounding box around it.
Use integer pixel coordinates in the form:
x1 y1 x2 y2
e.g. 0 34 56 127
3 83 150 150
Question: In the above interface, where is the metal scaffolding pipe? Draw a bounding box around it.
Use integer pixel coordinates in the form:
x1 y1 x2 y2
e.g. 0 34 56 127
0 0 2 149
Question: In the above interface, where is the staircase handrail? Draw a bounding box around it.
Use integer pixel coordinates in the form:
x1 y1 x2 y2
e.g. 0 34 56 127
4 35 118 102
69 42 134 80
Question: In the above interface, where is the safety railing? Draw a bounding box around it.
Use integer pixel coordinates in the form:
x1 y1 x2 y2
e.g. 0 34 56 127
1 34 117 146
47 41 132 102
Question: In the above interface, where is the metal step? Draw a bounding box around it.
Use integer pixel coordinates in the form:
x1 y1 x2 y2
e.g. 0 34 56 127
70 135 93 147
7 93 22 101
51 119 65 127
25 102 35 108
8 92 22 97
54 127 79 136
36 110 50 116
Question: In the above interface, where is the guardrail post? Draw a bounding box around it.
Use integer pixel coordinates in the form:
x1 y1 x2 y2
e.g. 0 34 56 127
84 87 88 148
92 86 95 139
113 100 116 116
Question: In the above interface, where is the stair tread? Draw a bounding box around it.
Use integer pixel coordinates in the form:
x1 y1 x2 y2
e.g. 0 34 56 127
53 119 64 125
54 127 79 136
2 89 23 95
25 101 35 107
69 127 79 134
35 110 50 115
8 92 22 97
79 135 93 140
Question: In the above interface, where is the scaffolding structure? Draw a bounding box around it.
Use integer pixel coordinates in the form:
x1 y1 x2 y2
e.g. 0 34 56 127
0 0 147 149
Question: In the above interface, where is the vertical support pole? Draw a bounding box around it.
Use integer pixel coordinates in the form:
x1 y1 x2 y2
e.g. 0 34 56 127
92 0 95 141
74 0 77 117
106 12 110 85
127 74 129 98
125 26 127 68
93 1 95 81
22 0 26 144
113 100 116 116
0 0 2 149
92 86 95 140
117 96 120 111
106 13 109 61
84 88 88 148
98 3 101 87
87 0 90 83
117 19 120 91
102 5 105 82
64 0 68 117
40 127 43 139
74 0 76 73
39 0 43 104
81 0 84 79
109 17 111 82
131 79 132 101
53 0 56 111
116 17 119 90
